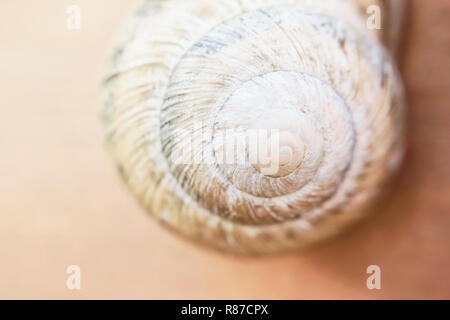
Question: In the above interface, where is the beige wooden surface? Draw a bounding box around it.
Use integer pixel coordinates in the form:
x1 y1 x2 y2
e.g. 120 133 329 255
0 0 449 299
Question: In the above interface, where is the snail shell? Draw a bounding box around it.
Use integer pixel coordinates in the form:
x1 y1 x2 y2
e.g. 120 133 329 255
102 0 406 254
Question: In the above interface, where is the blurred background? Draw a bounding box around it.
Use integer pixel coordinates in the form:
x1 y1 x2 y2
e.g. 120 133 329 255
0 0 449 299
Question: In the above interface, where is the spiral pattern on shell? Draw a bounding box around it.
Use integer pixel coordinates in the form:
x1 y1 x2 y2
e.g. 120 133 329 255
102 0 405 254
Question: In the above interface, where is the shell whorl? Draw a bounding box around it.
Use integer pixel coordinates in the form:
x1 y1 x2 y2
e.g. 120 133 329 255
102 0 405 254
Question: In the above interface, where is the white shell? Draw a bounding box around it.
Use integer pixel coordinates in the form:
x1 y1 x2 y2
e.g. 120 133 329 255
102 0 406 254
